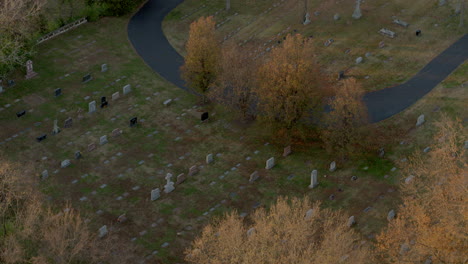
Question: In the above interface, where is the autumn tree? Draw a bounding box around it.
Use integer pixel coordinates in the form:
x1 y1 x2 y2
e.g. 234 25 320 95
181 16 220 102
376 115 467 263
320 78 368 159
256 34 326 129
185 196 371 263
209 43 258 119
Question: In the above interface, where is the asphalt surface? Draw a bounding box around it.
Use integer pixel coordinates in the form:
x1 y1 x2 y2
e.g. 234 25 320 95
128 0 468 123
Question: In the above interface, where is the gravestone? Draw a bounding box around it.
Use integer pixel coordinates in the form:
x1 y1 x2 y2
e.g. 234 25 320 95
246 228 255 236
164 173 175 193
379 28 396 38
416 30 422 36
265 157 275 169
176 173 186 185
334 13 340 20
188 165 199 176
0 85 3 93
52 119 60 135
283 145 292 157
41 170 49 180
54 88 62 97
100 96 108 108
36 134 47 142
355 57 363 64
101 64 108 72
347 216 355 227
8 80 15 87
99 135 108 145
75 151 82 159
129 117 137 127
163 99 172 106
64 118 73 128
338 71 345 80
88 101 96 113
112 128 122 137
201 112 209 121
308 170 318 188
16 110 26 118
405 175 415 184
303 12 311 25
379 148 385 158
324 38 334 47
98 225 108 238
206 153 213 164
249 171 259 182
351 175 358 181
117 214 127 223
305 209 314 220
387 209 396 221
439 0 446 6
416 114 425 126
393 19 409 28
151 188 160 201
25 60 38 79
123 84 131 95
379 41 385 48
112 92 120 101
61 159 71 168
352 0 362 19
329 161 336 172
82 74 93 83
88 143 96 152
464 140 468 149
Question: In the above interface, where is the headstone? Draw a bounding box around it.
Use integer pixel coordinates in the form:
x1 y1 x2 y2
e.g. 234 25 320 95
98 225 108 238
324 38 334 47
393 19 409 28
0 85 3 93
338 71 345 80
163 99 172 106
249 171 259 182
117 214 127 223
100 96 108 108
129 117 137 127
112 128 122 137
347 216 355 227
41 170 49 180
88 143 96 152
351 175 358 181
176 173 186 185
439 0 446 6
201 112 209 121
188 165 199 176
64 118 73 128
329 161 336 172
36 134 47 142
101 64 108 72
164 173 175 193
379 28 396 38
464 140 468 149
16 110 26 118
379 41 385 48
352 0 362 19
379 148 385 158
416 30 422 36
305 209 314 220
355 57 363 64
82 74 93 83
334 13 340 20
206 153 213 164
61 159 71 168
8 80 15 87
52 119 60 135
405 175 415 184
303 12 311 25
265 157 275 169
400 243 410 255
423 147 431 153
123 84 131 95
308 170 318 188
151 188 160 201
25 60 38 79
112 92 120 101
88 101 96 113
416 114 425 126
387 210 396 221
99 135 108 145
246 227 255 236
283 145 292 157
75 151 82 159
54 88 62 97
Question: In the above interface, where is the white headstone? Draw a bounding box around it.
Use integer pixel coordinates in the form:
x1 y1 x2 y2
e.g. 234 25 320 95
25 60 38 79
98 225 108 238
416 114 425 126
61 159 71 168
405 175 415 184
303 12 311 25
464 140 468 149
329 161 336 172
53 119 60 134
334 13 341 20
265 157 275 169
246 227 255 236
89 101 96 113
347 216 355 227
206 153 213 164
164 173 175 193
100 135 108 145
123 84 131 95
352 0 362 19
151 188 160 201
305 209 314 220
101 64 108 72
308 170 318 188
41 170 49 180
163 99 172 106
112 92 120 101
387 209 396 221
355 57 363 64
249 171 259 182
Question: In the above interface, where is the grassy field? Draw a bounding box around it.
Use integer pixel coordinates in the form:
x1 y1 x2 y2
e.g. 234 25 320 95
0 0 466 262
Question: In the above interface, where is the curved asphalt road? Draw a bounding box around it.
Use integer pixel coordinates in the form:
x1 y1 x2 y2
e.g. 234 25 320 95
128 0 468 123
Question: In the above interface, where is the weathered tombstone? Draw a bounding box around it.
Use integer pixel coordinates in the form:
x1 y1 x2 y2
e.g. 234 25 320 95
249 171 259 182
151 188 160 201
351 175 358 181
8 80 15 87
16 110 26 118
123 84 131 95
265 157 275 169
338 71 345 80
112 128 122 137
324 38 334 47
61 159 71 168
206 153 213 164
355 57 363 64
117 214 127 223
88 101 96 113
54 88 62 97
82 74 93 83
98 225 108 238
176 173 186 185
163 99 172 106
308 170 318 188
334 13 340 20
129 117 137 127
36 134 47 142
379 28 396 38
305 209 314 220
416 114 425 126
0 85 3 93
416 30 422 36
100 96 108 108
400 243 410 255
393 19 409 28
439 0 446 6
347 216 355 227
423 147 431 153
329 161 336 172
464 140 468 149
75 151 82 159
379 41 385 48
405 175 415 184
88 143 96 152
99 135 108 145
25 60 38 79
52 119 60 135
283 145 292 157
64 117 73 128
112 92 120 101
41 170 49 180
188 165 199 176
303 12 311 25
379 147 385 158
352 0 362 19
201 112 209 121
164 173 175 193
101 64 108 72
387 209 396 221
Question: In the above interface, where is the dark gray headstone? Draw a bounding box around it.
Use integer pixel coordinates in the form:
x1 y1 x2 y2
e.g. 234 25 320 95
75 151 82 159
16 110 26 118
8 80 15 87
82 74 93 83
54 88 62 97
129 117 137 127
201 112 209 121
36 134 47 142
416 30 422 36
64 118 73 128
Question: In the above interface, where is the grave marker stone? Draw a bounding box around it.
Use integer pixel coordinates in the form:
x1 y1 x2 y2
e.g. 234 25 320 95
379 41 385 48
25 60 38 79
64 118 73 128
405 175 415 184
123 84 131 95
151 188 160 201
16 110 26 118
356 57 363 64
75 151 82 159
188 165 199 176
54 88 62 97
82 74 93 83
352 0 362 19
176 173 186 185
52 119 60 135
8 80 15 87
101 64 108 72
206 153 213 164
164 173 175 193
100 96 108 108
112 128 122 137
36 134 47 142
308 170 318 188
347 216 355 227
283 145 292 157
303 12 311 25
393 19 409 28
305 209 314 220
338 71 345 80
334 13 340 20
61 159 71 168
88 143 96 152
129 117 137 127
98 225 108 238
88 101 96 113
379 28 396 38
387 209 396 221
41 170 49 180
330 161 336 172
416 29 422 36
201 112 209 121
163 99 172 106
416 114 425 126
99 135 108 145
112 92 120 100
249 171 259 182
324 38 334 47
265 157 275 169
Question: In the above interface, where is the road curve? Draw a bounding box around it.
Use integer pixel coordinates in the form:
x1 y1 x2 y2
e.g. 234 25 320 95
128 0 468 122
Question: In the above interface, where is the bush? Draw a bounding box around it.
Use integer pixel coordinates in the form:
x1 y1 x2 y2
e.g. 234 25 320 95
86 0 144 16
82 3 105 21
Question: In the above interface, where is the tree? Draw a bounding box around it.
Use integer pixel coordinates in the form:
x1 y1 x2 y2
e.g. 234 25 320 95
256 34 326 129
320 78 368 159
185 197 371 263
181 16 220 103
376 115 467 263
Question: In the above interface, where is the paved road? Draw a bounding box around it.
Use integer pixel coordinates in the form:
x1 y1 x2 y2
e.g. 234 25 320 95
128 0 468 123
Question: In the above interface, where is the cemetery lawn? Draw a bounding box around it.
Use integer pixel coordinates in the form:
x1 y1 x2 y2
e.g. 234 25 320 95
0 5 466 264
163 0 468 92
